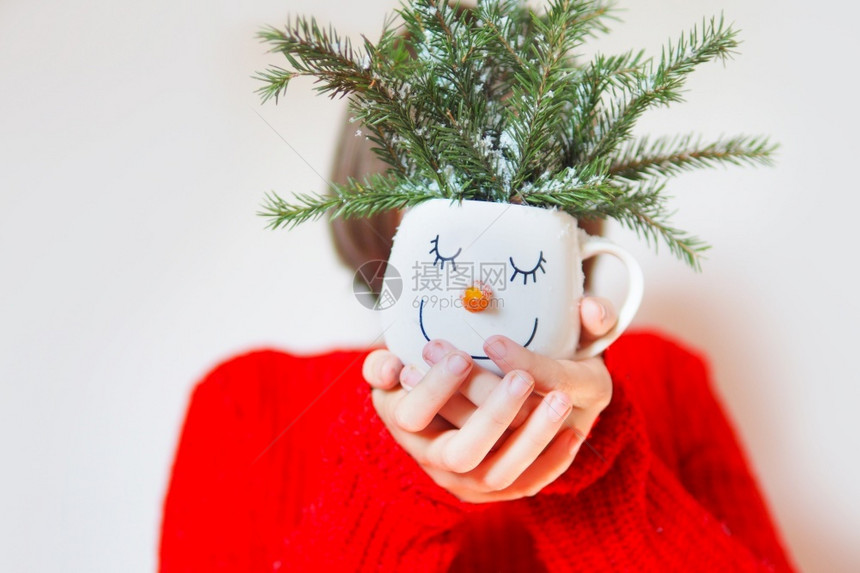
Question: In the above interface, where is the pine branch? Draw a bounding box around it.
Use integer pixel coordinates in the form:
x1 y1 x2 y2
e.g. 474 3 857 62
505 0 615 191
514 159 612 207
254 21 373 103
518 182 621 216
395 1 505 196
542 0 615 48
610 134 777 181
252 66 296 105
475 0 545 106
255 15 447 187
255 2 775 270
362 125 409 176
585 15 739 165
258 173 446 230
478 0 528 69
563 49 646 166
520 173 708 269
595 180 709 270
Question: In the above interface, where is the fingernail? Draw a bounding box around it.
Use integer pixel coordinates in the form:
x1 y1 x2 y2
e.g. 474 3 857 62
568 428 584 456
485 335 507 359
545 393 572 422
423 341 445 364
445 353 470 375
400 365 421 390
584 298 606 323
381 357 399 383
508 371 533 397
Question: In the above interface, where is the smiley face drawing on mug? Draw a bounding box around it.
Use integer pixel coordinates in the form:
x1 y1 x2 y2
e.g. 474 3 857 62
380 199 644 376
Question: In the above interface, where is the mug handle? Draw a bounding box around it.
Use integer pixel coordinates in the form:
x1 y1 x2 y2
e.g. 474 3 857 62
572 235 644 360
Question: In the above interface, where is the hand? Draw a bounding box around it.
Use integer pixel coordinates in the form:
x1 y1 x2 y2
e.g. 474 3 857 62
363 296 615 392
362 297 618 503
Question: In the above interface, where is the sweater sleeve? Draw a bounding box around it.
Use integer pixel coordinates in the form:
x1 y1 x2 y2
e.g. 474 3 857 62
667 343 796 570
159 364 256 572
282 375 477 572
516 336 796 572
161 349 477 572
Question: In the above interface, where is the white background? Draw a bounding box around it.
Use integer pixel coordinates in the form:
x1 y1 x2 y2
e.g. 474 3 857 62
1 0 858 571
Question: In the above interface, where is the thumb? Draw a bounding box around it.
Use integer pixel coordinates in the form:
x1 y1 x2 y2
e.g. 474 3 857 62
579 297 618 343
362 349 403 390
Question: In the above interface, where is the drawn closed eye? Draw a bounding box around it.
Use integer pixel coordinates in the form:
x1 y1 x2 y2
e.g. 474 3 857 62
509 251 547 284
429 234 462 270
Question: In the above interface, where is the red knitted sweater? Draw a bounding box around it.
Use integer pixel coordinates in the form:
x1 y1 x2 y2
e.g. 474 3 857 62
159 331 796 572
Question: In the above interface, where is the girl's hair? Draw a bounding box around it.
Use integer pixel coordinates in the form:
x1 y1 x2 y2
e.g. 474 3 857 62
328 117 401 294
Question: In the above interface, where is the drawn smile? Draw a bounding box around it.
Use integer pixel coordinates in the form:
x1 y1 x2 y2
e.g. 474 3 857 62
418 298 539 360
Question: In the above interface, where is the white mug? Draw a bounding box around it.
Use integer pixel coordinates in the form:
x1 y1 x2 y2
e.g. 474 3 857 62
380 199 644 376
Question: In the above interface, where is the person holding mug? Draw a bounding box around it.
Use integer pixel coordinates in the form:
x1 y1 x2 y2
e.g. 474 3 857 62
158 118 797 571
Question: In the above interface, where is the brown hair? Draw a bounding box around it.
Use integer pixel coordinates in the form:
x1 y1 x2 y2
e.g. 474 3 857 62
328 119 401 294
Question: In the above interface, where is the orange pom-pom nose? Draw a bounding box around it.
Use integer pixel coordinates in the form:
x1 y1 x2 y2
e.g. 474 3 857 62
462 281 494 313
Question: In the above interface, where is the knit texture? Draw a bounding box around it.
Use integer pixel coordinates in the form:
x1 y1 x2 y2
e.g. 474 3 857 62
159 331 796 572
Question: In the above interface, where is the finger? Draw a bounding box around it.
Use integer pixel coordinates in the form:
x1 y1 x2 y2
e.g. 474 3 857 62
419 427 583 503
510 393 543 428
403 361 531 436
483 335 569 393
400 365 478 429
483 335 611 411
424 370 535 473
423 339 504 405
579 296 618 343
478 390 573 490
372 397 451 468
394 351 473 432
362 349 403 390
504 426 583 496
436 393 479 428
423 339 543 430
398 363 424 389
